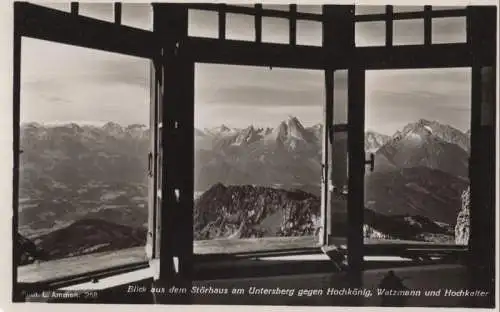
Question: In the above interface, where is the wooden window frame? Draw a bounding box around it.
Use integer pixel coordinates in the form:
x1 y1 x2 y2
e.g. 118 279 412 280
12 3 496 300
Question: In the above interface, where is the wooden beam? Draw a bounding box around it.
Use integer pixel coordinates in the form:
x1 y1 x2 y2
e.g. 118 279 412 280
289 4 297 46
12 2 22 302
385 5 393 47
18 3 156 59
354 8 466 22
114 2 122 25
347 66 365 274
218 4 226 40
152 5 193 301
423 6 432 45
467 6 496 308
254 4 262 43
321 68 333 246
183 37 325 69
70 2 79 15
354 43 472 69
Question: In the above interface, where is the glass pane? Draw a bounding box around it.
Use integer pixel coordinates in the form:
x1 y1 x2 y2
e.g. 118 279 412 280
79 3 114 23
333 70 348 125
194 64 324 254
355 5 385 15
432 6 466 10
262 17 289 44
226 13 255 41
188 9 219 38
297 5 323 14
329 131 348 240
394 19 424 46
262 4 289 11
393 6 423 13
364 68 471 246
122 3 152 31
432 17 467 44
18 38 150 279
355 22 385 47
297 20 322 46
328 70 348 245
37 3 71 12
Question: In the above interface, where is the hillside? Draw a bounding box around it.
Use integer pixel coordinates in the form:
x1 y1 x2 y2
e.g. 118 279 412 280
194 184 455 242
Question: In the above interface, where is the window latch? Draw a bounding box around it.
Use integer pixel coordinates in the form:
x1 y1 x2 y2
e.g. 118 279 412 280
148 152 153 177
365 153 375 172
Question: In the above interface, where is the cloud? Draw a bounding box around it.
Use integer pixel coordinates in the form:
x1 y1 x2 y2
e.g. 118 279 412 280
198 85 324 107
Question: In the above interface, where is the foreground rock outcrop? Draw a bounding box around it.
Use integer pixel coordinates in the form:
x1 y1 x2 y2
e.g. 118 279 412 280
195 184 455 243
455 186 470 245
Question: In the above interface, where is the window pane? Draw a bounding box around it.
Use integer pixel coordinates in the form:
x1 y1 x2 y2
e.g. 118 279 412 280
122 3 152 31
297 20 322 46
262 5 289 11
333 70 348 125
355 22 385 47
189 9 218 38
432 17 467 44
329 131 348 240
18 38 150 277
432 6 466 10
226 13 255 41
194 64 324 254
329 70 349 243
365 68 471 246
297 5 322 14
262 17 289 44
37 2 71 12
79 3 114 23
355 5 385 15
394 19 424 46
393 6 423 13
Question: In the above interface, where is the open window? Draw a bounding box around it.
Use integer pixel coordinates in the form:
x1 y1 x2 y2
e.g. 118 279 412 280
194 64 325 255
13 3 156 296
16 37 152 284
364 68 471 248
12 2 496 307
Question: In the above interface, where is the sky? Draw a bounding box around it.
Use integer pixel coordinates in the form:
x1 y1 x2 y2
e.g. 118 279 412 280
20 3 470 135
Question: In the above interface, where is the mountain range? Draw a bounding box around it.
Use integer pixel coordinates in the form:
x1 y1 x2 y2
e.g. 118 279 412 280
17 117 470 264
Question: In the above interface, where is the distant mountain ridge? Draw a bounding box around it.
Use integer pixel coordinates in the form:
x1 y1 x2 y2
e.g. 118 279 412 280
194 116 470 192
17 117 470 264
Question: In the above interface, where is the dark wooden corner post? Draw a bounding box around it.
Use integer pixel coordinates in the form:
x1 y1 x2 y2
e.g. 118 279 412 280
344 5 365 302
12 2 22 302
467 6 497 309
151 3 194 304
323 5 364 305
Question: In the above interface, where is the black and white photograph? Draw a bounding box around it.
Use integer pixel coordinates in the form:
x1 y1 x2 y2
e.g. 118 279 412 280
4 1 498 309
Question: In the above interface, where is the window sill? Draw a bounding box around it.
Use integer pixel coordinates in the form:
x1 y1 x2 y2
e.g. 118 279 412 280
17 246 148 287
16 237 467 294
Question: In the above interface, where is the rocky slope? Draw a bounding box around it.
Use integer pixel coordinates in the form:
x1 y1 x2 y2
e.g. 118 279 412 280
374 119 469 178
32 219 147 260
194 183 321 240
17 234 46 265
455 186 470 245
194 184 454 242
365 167 469 225
365 131 391 153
